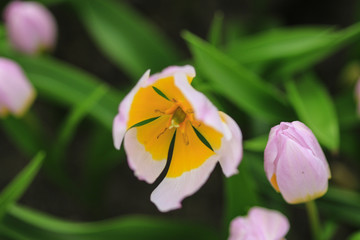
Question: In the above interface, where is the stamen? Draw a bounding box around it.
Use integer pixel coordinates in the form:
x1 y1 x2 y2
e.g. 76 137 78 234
155 109 165 114
157 128 167 139
182 132 189 145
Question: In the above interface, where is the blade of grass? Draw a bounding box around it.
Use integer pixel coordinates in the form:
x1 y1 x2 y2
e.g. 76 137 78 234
183 31 294 123
0 152 45 219
72 0 180 79
1 204 220 240
48 85 107 188
285 74 339 151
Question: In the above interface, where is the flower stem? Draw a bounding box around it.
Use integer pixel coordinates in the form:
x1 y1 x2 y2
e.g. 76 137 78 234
306 200 321 240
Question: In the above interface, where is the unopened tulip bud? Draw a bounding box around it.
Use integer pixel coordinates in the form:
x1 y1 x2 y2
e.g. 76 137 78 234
0 58 35 116
3 1 57 55
264 121 331 204
229 207 290 240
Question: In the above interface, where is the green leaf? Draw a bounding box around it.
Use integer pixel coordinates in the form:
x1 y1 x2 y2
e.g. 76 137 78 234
129 116 160 129
349 232 360 240
285 74 339 150
0 51 124 131
1 204 220 240
47 85 108 187
0 152 45 219
1 114 45 157
72 0 180 79
183 31 294 123
226 27 334 64
273 22 360 77
335 89 358 129
52 85 108 161
152 86 170 101
208 11 224 47
192 126 214 151
223 153 260 236
243 135 268 152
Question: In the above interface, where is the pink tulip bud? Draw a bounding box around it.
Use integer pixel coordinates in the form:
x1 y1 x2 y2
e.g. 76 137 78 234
0 58 35 116
229 207 290 240
3 1 57 55
264 121 331 204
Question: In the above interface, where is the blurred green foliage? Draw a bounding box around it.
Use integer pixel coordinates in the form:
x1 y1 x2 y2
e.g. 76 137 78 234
0 0 360 239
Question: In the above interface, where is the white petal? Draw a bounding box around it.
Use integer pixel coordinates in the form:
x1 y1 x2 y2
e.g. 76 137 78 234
218 112 243 177
112 70 150 149
174 72 224 134
150 155 218 212
124 128 166 184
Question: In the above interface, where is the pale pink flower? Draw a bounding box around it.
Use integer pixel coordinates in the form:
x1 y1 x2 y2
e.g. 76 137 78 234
264 121 331 204
4 1 57 55
0 58 35 117
113 65 243 212
229 207 290 240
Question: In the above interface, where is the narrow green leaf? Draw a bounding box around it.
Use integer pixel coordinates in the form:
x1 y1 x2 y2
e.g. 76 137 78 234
152 86 170 101
224 153 260 236
226 27 333 64
52 85 108 161
183 31 294 123
349 232 360 240
1 204 220 240
48 86 108 186
335 89 358 129
1 113 45 157
192 126 214 151
243 135 268 152
72 0 180 79
0 225 29 240
129 116 160 129
0 152 45 219
285 74 339 150
208 11 224 47
273 22 360 78
319 202 360 228
320 221 338 240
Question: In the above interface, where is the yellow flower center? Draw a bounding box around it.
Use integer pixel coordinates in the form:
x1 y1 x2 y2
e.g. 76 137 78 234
171 107 186 128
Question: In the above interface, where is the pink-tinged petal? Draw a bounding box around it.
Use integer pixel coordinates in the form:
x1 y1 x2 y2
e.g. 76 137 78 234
218 112 243 177
276 136 329 203
4 1 57 55
229 217 259 240
148 65 195 84
112 70 150 149
356 78 360 115
150 155 218 212
264 125 281 182
0 58 35 116
174 71 224 135
291 121 331 178
124 128 167 184
248 207 290 240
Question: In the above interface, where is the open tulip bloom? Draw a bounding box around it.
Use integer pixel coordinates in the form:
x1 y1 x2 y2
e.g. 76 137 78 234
229 207 290 240
113 65 243 212
264 121 331 204
0 58 35 117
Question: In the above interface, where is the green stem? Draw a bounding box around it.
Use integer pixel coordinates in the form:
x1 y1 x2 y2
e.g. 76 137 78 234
306 200 321 240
